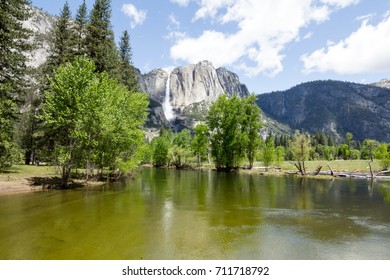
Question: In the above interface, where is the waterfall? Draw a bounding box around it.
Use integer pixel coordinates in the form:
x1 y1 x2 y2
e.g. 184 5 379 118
163 70 175 121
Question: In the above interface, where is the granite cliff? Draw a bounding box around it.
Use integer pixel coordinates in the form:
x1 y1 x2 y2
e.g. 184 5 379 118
137 61 249 129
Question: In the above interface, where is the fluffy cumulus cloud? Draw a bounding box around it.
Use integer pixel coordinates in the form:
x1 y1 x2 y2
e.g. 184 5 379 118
170 0 357 77
121 4 147 28
302 14 390 74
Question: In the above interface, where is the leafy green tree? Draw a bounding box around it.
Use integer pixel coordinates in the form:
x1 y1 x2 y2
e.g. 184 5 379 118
192 123 209 166
361 139 379 161
275 146 285 166
207 94 245 171
152 136 169 167
41 57 148 186
169 129 193 168
289 130 311 175
376 143 390 170
242 94 262 168
207 94 262 171
0 0 33 170
259 137 275 171
118 30 139 91
86 0 119 78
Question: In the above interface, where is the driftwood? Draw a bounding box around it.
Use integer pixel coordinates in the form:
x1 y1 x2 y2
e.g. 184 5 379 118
312 165 322 176
327 163 334 176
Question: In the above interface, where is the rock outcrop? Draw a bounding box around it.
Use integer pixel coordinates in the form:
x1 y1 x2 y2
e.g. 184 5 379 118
23 6 55 68
372 79 390 89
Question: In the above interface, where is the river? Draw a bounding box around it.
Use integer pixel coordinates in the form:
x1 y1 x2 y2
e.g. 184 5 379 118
1 168 390 259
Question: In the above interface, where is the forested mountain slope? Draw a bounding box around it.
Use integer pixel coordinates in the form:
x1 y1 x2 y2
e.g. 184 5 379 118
257 80 390 142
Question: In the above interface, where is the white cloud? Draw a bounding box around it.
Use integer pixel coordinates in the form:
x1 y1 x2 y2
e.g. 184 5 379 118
170 0 191 7
302 13 390 74
165 13 187 41
121 4 147 28
169 14 180 29
303 32 313 40
192 0 235 22
171 0 356 77
320 0 359 8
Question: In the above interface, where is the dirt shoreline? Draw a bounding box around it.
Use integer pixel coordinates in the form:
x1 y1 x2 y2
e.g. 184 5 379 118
0 179 42 195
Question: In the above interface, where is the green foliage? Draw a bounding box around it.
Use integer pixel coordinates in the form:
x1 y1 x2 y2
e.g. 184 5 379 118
207 94 262 171
74 0 88 56
46 2 76 73
0 0 33 170
152 136 169 167
275 146 285 166
361 139 379 160
86 0 120 78
289 130 311 175
192 123 209 166
207 95 244 171
168 129 193 168
242 95 263 168
259 138 275 170
118 30 139 91
40 58 148 186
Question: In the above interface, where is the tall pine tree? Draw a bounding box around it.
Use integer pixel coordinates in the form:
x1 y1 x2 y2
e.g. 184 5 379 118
74 0 88 56
86 0 119 78
46 1 76 73
118 30 139 91
0 0 33 170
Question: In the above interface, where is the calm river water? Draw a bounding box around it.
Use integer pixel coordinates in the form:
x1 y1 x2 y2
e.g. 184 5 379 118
1 168 390 259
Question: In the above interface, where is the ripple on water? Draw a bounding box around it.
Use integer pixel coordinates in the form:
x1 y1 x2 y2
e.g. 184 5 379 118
349 216 390 233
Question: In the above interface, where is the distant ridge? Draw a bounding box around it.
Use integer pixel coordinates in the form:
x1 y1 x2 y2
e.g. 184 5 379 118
257 80 390 142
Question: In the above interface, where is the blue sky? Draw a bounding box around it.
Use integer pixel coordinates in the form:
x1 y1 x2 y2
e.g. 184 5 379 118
31 0 390 94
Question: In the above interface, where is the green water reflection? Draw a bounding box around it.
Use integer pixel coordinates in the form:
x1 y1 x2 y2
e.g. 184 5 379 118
1 168 390 259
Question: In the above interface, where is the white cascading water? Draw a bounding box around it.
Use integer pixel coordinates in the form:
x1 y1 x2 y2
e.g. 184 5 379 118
163 70 175 121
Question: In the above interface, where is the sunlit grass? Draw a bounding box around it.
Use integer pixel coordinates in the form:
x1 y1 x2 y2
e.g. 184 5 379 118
264 160 381 173
0 165 57 182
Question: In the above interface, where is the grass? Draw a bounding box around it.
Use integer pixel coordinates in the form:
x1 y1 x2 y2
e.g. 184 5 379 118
0 165 57 181
254 159 382 173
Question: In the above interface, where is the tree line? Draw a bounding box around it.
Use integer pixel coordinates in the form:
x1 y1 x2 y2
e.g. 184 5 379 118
1 0 148 187
145 94 390 175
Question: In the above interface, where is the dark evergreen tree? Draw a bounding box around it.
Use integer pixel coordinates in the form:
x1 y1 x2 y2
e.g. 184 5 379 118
74 0 88 56
86 0 119 78
0 0 33 169
46 2 76 72
118 30 139 91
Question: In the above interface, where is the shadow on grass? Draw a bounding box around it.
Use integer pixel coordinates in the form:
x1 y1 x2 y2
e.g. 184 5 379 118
27 176 84 190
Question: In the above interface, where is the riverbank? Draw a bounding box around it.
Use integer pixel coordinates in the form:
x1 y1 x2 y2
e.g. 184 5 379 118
0 160 385 195
0 165 105 196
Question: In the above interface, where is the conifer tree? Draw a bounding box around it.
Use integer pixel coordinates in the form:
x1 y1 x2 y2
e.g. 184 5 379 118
74 0 88 56
46 1 76 73
0 0 33 170
86 0 119 78
118 30 139 91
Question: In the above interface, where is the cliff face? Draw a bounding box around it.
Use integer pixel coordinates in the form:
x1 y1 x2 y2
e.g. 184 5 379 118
23 6 55 68
257 80 390 142
169 61 225 108
138 61 250 129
